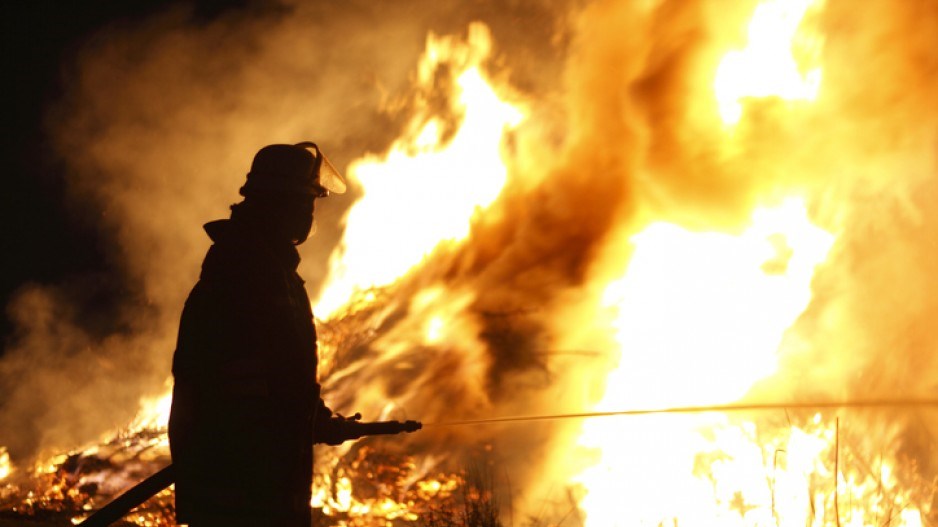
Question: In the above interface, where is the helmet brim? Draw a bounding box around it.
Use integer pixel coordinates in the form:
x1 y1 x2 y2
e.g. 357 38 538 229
294 141 347 195
318 152 347 195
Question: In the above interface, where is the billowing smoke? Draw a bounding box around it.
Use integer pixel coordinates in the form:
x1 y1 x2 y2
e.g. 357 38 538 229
2 0 936 520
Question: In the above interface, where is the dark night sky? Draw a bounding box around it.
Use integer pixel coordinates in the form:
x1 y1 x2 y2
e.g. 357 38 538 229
1 1 247 351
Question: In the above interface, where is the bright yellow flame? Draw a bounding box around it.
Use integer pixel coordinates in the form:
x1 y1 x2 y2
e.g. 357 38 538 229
128 387 174 433
311 470 441 522
425 315 445 344
0 447 11 481
317 23 525 316
335 475 353 512
408 285 477 347
597 199 833 409
714 0 824 125
575 199 837 525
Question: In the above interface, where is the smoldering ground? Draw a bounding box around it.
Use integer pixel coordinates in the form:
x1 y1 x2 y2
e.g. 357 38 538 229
2 0 936 519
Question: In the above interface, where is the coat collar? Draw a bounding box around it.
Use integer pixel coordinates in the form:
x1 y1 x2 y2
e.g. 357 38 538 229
203 218 301 273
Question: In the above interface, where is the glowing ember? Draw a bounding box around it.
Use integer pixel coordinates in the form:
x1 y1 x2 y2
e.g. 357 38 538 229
714 0 824 125
316 22 525 316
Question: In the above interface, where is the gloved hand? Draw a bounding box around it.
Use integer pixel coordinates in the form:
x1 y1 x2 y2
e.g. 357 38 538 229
316 412 366 445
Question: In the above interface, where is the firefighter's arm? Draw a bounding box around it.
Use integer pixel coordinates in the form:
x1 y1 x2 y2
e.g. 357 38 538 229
314 400 364 445
313 400 421 445
311 392 357 446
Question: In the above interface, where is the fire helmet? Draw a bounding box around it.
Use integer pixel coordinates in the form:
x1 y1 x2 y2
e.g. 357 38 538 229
240 142 347 198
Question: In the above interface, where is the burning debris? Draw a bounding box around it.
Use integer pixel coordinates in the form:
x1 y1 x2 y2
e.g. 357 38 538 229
0 423 173 526
0 425 483 527
0 424 474 527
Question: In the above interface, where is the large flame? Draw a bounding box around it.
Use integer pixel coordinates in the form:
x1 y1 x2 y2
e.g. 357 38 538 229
574 199 838 525
593 199 834 410
316 23 525 317
563 0 933 524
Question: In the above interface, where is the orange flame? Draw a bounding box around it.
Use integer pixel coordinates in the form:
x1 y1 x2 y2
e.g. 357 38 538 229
316 23 525 317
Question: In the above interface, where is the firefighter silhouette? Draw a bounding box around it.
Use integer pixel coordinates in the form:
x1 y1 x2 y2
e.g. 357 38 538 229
169 142 359 526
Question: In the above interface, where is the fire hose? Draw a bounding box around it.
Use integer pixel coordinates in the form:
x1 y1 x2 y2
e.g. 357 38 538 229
76 419 422 527
421 397 938 426
76 398 937 526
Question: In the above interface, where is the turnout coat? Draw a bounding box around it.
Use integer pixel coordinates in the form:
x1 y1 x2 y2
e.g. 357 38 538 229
169 218 331 525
